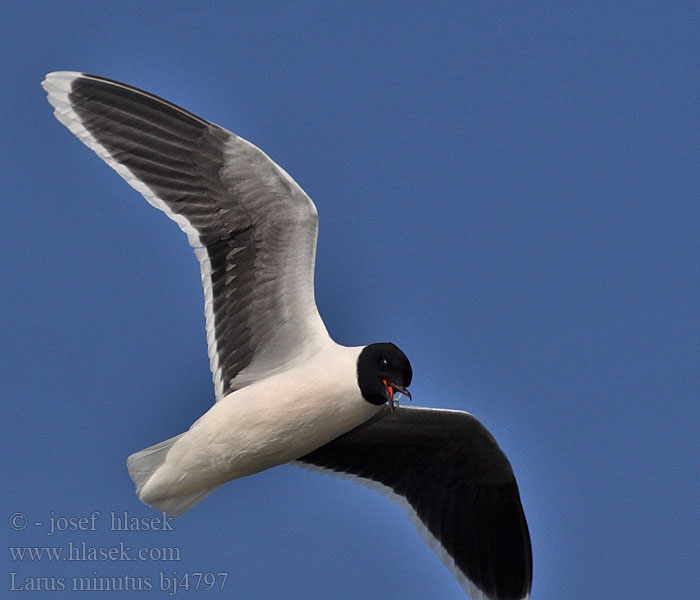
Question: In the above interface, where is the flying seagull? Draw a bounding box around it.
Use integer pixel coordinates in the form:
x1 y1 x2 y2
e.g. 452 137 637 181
42 72 532 600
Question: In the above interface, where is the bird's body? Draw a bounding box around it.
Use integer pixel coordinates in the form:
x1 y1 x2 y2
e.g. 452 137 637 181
42 71 532 600
131 344 379 514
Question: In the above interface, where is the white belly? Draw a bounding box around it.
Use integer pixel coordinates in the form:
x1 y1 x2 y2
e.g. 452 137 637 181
140 345 380 501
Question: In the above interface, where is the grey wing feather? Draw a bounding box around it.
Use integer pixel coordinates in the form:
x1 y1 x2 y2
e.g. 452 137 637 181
42 72 330 400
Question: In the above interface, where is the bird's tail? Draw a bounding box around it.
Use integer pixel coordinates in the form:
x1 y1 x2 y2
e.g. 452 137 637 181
126 435 222 517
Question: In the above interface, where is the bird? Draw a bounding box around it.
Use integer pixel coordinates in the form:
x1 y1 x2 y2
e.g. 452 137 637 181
42 71 532 600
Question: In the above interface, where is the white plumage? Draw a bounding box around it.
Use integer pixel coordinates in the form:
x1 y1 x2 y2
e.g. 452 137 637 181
128 345 378 515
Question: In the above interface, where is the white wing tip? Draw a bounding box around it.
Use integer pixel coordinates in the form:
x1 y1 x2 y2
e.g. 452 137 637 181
41 71 83 93
42 70 83 82
41 72 82 119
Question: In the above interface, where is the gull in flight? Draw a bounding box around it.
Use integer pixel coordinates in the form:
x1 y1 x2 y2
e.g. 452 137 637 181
42 72 532 600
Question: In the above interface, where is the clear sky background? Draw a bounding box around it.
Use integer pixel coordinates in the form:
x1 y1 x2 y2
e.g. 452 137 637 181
2 3 698 599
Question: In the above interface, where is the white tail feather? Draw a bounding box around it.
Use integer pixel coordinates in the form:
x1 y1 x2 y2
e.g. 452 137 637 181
142 487 222 517
126 435 221 517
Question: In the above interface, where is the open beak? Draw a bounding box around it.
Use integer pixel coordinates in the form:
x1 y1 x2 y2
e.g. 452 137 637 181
382 379 412 412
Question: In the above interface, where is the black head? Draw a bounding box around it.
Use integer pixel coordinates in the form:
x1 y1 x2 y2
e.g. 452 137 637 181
357 342 413 407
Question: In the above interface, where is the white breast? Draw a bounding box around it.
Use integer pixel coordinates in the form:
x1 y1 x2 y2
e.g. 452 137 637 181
140 344 380 502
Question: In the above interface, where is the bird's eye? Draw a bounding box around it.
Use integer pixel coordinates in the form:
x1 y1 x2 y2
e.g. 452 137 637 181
379 357 390 370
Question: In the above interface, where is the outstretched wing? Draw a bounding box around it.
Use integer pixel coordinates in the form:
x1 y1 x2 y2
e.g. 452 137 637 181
296 406 532 600
42 72 330 400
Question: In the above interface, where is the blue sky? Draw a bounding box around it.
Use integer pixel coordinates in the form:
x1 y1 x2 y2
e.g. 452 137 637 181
2 2 698 598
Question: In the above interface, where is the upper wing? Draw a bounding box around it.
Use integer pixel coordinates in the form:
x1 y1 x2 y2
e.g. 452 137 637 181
42 72 330 400
295 406 532 600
